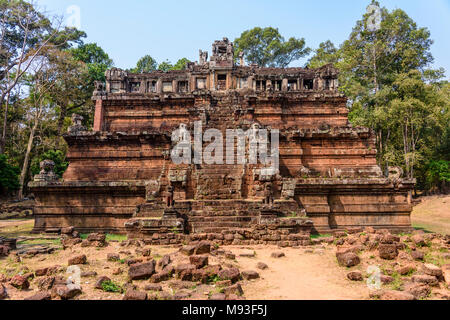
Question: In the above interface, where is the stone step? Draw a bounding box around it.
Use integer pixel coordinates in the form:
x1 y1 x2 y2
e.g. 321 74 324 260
189 216 257 223
192 227 238 233
191 223 254 233
189 211 260 219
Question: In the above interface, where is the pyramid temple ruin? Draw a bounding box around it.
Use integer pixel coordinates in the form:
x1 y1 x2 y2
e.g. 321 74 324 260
29 38 415 244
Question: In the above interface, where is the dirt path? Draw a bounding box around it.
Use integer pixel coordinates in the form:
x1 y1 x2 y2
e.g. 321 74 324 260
234 246 369 300
0 219 34 238
411 195 450 235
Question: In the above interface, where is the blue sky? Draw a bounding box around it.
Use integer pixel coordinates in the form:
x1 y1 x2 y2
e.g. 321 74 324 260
36 0 450 78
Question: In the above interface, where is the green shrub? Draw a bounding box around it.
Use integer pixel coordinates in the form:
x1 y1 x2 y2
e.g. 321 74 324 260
101 280 123 293
0 154 20 194
30 150 69 178
425 160 450 192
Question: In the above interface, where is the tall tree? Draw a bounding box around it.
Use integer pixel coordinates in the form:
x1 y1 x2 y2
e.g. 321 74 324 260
338 1 438 177
67 43 113 128
69 43 113 82
234 27 310 68
372 70 446 180
0 0 85 154
46 49 88 148
338 1 433 99
307 40 338 68
172 58 190 71
131 55 157 73
17 52 58 199
158 60 173 72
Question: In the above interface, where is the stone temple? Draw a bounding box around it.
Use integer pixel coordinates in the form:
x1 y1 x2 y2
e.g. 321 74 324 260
29 38 415 244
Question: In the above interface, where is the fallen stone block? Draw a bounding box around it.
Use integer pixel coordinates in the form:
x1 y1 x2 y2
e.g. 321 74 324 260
128 261 156 280
271 251 285 258
95 276 111 290
241 270 260 281
189 255 209 269
123 289 147 300
347 271 363 281
68 254 87 266
336 252 360 267
25 291 52 301
10 275 29 290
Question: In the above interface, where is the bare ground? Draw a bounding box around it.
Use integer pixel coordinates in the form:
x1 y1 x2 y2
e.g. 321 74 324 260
235 246 369 300
411 195 450 235
0 195 449 300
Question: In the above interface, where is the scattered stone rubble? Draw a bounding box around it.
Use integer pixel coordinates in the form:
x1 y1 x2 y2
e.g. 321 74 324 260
330 228 450 300
0 226 448 300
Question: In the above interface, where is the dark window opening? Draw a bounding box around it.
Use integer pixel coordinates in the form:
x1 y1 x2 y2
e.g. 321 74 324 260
304 79 314 90
324 79 331 90
256 80 266 91
149 81 157 93
217 74 227 90
178 81 188 93
287 80 298 91
129 82 140 92
274 80 282 91
218 46 227 54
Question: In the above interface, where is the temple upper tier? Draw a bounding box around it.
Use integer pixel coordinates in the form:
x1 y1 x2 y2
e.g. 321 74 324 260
93 38 339 98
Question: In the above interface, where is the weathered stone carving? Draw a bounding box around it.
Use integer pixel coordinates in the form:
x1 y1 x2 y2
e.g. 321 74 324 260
199 50 208 65
164 185 174 208
238 51 245 66
388 166 404 180
263 182 274 207
33 160 57 182
93 81 105 95
281 179 296 200
68 114 86 134
145 180 160 202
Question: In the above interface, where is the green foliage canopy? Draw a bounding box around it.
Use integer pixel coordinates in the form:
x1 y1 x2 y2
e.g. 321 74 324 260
30 150 68 178
131 55 157 73
0 154 20 193
234 27 311 68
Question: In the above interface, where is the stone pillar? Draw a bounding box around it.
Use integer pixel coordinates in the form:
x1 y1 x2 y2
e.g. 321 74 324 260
173 80 178 93
248 76 255 90
210 72 215 91
93 99 104 132
190 75 197 91
282 79 288 91
157 79 163 94
139 81 146 94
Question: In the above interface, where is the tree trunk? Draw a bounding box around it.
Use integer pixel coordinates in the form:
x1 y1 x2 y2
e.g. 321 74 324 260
18 120 37 200
0 92 9 154
372 41 379 93
54 104 67 150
